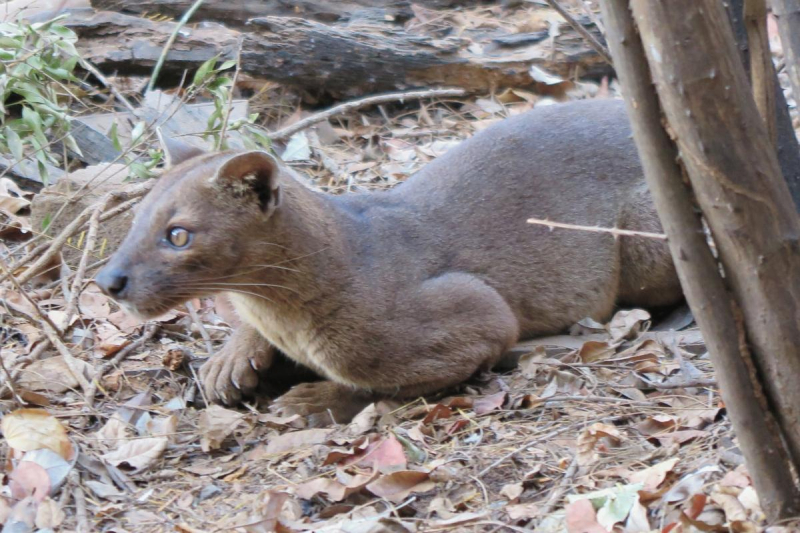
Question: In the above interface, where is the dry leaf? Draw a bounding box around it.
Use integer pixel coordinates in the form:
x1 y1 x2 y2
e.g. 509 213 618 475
17 356 93 394
519 346 547 379
579 341 616 363
346 403 379 436
566 499 609 533
34 497 65 529
366 471 435 503
343 434 407 473
9 461 51 502
2 409 73 460
95 415 132 444
102 436 168 471
93 321 131 358
608 309 651 342
577 423 623 466
506 502 539 520
628 457 679 492
264 428 331 456
295 471 377 502
198 405 250 452
473 391 507 415
500 482 524 501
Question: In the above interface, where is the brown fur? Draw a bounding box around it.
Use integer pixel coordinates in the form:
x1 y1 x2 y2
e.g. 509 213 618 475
96 99 682 426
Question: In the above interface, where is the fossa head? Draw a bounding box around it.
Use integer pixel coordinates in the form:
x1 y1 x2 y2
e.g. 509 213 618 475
96 134 285 318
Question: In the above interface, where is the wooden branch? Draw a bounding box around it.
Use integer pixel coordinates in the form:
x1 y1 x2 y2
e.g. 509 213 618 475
63 194 111 327
86 323 159 406
89 0 490 27
544 0 612 64
771 0 800 114
726 0 800 210
65 10 611 97
2 181 153 287
526 217 667 240
744 0 777 144
269 88 466 141
605 0 800 518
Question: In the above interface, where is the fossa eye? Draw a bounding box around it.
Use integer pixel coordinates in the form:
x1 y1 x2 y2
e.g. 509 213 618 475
167 227 191 248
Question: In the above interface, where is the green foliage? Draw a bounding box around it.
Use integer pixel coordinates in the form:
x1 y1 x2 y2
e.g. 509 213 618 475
0 16 81 183
188 57 271 152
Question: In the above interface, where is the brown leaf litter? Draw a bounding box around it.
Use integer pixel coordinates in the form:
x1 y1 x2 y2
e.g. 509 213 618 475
2 7 799 528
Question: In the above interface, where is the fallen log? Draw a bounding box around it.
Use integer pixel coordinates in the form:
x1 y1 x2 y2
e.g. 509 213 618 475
65 9 610 97
89 0 492 25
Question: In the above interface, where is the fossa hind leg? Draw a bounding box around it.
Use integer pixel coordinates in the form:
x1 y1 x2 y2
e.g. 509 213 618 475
273 273 520 426
617 186 682 308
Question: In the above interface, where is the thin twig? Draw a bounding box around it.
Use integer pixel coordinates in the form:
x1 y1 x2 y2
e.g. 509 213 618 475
3 181 153 286
216 37 244 151
637 377 718 390
539 453 580 517
478 422 575 477
0 256 63 338
63 195 112 327
146 0 208 93
185 301 214 355
269 88 467 141
78 57 137 114
70 472 90 533
0 339 51 399
45 325 92 394
0 261 89 395
544 0 613 64
86 323 160 407
0 333 23 407
527 217 668 240
308 130 347 186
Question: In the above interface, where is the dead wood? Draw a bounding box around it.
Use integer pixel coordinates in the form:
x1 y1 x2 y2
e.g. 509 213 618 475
602 0 800 519
726 0 800 209
743 0 776 143
88 0 491 26
771 0 800 110
601 0 800 518
64 9 610 96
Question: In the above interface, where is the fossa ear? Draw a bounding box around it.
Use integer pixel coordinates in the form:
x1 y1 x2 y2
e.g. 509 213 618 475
213 150 282 213
158 128 205 167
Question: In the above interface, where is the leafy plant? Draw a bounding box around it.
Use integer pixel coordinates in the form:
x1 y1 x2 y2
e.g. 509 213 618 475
108 120 164 180
188 56 271 151
0 16 82 183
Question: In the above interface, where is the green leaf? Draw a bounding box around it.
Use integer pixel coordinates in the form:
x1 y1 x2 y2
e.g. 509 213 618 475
219 59 237 71
4 127 24 162
192 56 219 86
108 122 122 152
41 213 52 232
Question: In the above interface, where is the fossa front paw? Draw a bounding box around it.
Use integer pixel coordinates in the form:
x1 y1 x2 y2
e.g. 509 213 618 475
199 346 273 406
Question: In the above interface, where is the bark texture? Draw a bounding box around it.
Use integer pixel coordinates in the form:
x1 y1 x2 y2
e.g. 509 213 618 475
88 0 491 25
771 0 800 113
726 0 800 209
631 0 800 498
65 8 610 97
600 0 800 519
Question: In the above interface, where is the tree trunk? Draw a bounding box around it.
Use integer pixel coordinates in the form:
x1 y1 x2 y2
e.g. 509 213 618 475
726 0 800 209
65 9 611 97
599 0 800 519
771 0 800 114
630 0 800 503
89 0 491 25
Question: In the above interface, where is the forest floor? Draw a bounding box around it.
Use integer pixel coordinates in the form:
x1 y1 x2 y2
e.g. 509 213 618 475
1 2 800 532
